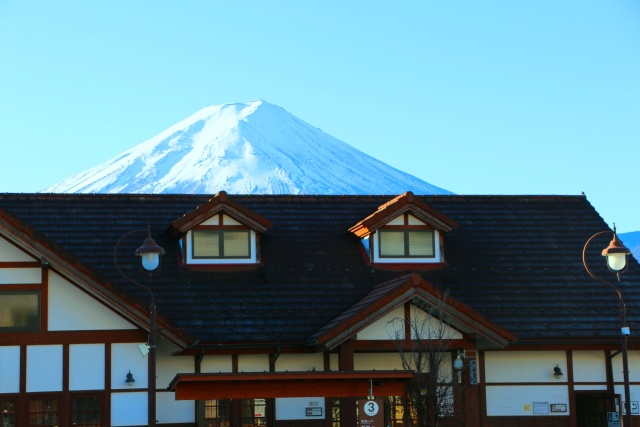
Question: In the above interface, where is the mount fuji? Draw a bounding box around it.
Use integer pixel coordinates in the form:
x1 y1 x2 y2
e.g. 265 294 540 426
44 100 452 195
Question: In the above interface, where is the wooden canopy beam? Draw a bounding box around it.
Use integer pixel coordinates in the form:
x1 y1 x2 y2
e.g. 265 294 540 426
169 370 414 400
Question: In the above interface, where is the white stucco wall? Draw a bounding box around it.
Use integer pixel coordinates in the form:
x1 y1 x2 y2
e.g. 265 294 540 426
239 354 270 371
0 237 35 262
112 343 149 390
0 267 40 284
354 352 404 370
612 350 640 382
157 338 194 389
410 305 462 340
111 392 147 426
485 351 567 383
572 350 607 382
48 271 135 331
27 344 63 392
69 343 105 390
486 385 569 416
358 306 404 340
276 353 324 371
157 392 196 424
0 346 20 393
201 355 233 373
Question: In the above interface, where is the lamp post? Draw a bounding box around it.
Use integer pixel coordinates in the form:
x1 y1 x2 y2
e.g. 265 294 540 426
114 225 165 427
583 225 632 426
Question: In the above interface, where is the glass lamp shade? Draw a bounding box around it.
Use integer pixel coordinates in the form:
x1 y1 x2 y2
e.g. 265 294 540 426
134 231 165 271
601 232 630 272
140 252 160 271
453 355 464 371
606 252 628 272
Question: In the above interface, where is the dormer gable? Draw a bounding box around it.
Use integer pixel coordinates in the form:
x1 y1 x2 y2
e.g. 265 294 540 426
169 191 273 266
308 273 515 351
348 192 458 265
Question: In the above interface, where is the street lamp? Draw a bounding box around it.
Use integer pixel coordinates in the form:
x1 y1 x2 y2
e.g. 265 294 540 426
114 224 165 427
583 225 632 426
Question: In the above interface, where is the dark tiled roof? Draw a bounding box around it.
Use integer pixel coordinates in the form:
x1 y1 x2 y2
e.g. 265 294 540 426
0 193 638 347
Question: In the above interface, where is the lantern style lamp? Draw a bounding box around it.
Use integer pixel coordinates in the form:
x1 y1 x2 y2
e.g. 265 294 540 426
583 225 632 426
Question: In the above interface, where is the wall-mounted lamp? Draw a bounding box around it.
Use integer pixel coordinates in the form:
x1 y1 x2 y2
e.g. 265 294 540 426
453 353 464 371
553 364 563 377
125 370 136 386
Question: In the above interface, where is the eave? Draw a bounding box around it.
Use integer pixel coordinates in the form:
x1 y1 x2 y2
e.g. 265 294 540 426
169 370 414 400
0 208 192 349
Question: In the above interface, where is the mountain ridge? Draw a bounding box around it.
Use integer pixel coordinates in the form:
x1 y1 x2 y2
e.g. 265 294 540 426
44 100 452 196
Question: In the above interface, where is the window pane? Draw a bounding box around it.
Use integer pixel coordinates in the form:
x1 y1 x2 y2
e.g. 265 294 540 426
241 398 267 427
0 292 40 330
1 398 17 427
72 396 101 426
224 231 250 257
379 231 405 257
409 231 434 257
193 230 220 257
29 398 58 426
204 399 230 426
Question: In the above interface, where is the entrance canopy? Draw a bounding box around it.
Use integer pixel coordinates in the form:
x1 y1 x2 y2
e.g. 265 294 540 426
169 370 414 400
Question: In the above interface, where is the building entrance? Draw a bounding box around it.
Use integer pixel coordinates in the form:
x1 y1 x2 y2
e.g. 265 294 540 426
575 392 616 427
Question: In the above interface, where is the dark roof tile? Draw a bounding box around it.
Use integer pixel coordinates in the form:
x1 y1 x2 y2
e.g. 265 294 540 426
0 193 638 346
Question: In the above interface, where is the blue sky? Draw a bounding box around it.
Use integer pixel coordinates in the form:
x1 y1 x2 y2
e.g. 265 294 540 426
1 1 639 232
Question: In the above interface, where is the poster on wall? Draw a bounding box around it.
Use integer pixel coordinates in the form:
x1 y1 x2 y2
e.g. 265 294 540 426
360 399 384 427
532 402 549 414
275 397 325 420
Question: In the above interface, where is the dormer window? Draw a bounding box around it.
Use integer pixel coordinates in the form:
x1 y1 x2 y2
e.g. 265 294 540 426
170 192 272 267
348 192 457 266
186 214 257 264
193 227 251 259
372 214 440 263
379 229 434 258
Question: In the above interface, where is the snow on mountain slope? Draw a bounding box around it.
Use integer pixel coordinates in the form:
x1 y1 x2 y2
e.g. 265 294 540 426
43 100 452 195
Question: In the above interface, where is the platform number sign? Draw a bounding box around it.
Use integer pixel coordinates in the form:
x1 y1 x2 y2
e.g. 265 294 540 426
364 401 379 417
360 399 384 427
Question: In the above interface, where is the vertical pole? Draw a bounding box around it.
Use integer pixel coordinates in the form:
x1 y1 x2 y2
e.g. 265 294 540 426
149 301 157 427
621 300 632 427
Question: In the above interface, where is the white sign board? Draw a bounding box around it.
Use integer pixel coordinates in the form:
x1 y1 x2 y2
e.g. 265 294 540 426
608 411 620 427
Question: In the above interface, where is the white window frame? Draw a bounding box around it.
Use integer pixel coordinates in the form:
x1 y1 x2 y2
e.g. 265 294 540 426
185 214 258 265
370 214 441 264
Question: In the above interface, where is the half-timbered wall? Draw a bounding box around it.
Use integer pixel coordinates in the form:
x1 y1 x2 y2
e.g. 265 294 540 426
0 236 195 426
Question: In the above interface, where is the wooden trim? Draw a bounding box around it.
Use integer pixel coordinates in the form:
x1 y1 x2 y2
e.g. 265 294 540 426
479 351 488 427
41 263 49 331
339 341 354 371
404 303 411 341
379 225 433 230
0 329 147 345
606 349 614 394
0 261 41 268
62 344 70 427
352 339 472 352
194 225 249 230
105 343 111 427
567 350 576 427
0 283 41 290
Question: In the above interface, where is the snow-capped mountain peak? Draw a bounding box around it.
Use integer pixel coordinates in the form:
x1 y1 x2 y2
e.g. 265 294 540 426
43 100 452 195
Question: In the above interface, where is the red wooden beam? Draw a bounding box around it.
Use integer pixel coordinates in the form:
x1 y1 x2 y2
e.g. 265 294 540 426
170 371 414 400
